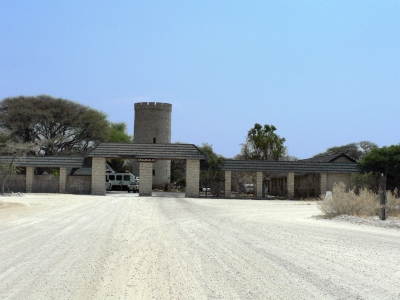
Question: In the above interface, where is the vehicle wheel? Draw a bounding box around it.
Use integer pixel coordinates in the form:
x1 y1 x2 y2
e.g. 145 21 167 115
128 190 130 193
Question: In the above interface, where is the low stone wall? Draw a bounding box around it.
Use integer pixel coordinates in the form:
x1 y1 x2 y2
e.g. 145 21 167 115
327 173 352 191
33 175 59 193
66 176 91 194
3 175 26 193
271 173 353 199
3 174 91 194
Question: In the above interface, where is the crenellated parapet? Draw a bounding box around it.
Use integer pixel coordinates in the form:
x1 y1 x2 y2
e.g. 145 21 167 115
134 102 172 112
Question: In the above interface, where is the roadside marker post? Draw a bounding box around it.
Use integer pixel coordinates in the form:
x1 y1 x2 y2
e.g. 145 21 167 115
378 174 388 220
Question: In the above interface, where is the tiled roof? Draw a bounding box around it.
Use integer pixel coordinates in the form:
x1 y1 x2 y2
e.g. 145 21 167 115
87 143 206 160
0 156 84 168
221 160 358 174
300 152 357 163
68 162 115 175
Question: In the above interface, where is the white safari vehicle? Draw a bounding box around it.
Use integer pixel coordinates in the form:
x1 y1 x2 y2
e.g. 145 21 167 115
105 172 136 190
127 179 139 193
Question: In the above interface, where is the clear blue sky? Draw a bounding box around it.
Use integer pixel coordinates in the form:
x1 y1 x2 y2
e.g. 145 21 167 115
1 1 399 159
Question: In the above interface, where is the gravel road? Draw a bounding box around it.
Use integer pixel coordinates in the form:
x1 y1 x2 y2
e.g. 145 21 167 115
1 193 400 300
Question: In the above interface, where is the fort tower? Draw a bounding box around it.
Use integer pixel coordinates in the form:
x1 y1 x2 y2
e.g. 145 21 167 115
133 102 172 187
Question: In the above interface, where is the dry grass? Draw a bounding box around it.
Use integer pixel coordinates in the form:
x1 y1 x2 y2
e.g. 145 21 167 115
387 191 400 217
319 182 400 218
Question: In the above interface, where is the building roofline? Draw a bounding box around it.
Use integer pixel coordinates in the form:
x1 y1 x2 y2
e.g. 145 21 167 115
221 159 359 173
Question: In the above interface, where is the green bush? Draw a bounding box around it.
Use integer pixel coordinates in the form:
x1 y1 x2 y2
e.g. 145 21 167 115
352 172 379 193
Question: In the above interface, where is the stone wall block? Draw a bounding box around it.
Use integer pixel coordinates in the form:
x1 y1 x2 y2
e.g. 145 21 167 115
287 172 294 199
327 173 352 191
256 171 263 198
139 162 153 196
186 160 200 197
320 173 327 196
91 157 106 195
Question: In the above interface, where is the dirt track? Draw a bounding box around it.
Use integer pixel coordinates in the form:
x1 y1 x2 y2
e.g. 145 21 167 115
1 193 400 300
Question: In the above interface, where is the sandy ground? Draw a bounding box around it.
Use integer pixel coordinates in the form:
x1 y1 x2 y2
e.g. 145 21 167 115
1 193 400 300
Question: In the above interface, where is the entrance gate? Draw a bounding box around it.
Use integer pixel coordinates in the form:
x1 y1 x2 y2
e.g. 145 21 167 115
87 143 206 197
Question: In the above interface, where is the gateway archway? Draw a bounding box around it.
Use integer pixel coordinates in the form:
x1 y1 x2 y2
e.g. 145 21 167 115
1 151 359 199
87 143 206 197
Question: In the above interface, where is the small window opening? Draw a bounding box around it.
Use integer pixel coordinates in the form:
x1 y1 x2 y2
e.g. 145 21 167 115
153 138 156 143
152 169 155 176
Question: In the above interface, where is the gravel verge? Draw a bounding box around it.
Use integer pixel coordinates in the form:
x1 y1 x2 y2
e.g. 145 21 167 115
1 194 400 299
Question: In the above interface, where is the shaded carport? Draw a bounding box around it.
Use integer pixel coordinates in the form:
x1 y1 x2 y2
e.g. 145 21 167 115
86 143 206 197
221 160 359 198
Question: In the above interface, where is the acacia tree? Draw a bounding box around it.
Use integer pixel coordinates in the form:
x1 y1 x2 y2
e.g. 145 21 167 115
0 129 38 193
313 141 378 161
109 122 131 143
241 123 286 161
238 124 288 196
0 95 109 156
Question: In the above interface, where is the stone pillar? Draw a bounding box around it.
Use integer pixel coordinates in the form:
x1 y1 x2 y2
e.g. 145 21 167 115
224 170 231 198
320 173 327 196
287 172 294 199
59 167 67 193
139 162 153 196
91 157 106 195
26 166 34 193
256 171 263 198
186 160 200 198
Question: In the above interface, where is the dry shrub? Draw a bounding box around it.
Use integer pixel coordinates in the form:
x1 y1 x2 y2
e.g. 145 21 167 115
387 189 400 217
319 182 379 218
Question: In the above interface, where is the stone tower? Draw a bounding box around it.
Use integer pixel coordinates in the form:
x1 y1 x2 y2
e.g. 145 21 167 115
133 102 172 188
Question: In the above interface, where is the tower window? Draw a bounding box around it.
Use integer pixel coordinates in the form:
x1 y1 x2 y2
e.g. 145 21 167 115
153 138 156 143
152 169 155 176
